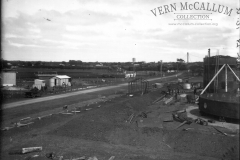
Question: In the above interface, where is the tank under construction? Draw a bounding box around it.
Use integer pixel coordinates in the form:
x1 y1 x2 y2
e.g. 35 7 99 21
198 49 240 120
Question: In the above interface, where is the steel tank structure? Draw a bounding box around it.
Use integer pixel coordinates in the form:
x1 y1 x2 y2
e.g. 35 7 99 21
198 49 240 119
199 92 240 119
203 55 238 93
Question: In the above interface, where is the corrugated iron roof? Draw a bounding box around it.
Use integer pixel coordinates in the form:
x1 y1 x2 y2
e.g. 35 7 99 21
125 71 136 74
55 75 71 79
35 79 45 81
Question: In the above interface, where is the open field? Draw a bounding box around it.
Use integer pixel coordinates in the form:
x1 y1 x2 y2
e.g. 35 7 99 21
15 68 118 79
15 68 167 80
15 67 174 81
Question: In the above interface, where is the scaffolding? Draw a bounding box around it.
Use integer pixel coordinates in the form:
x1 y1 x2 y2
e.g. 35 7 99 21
128 78 149 94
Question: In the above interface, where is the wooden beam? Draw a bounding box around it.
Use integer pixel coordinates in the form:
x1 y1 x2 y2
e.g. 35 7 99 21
200 64 226 95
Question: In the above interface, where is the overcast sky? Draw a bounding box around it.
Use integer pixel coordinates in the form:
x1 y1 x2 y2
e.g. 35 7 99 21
2 0 239 62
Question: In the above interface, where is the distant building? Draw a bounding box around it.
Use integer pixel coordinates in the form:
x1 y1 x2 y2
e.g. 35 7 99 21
125 71 136 78
11 66 18 69
96 63 103 67
35 72 71 87
167 70 177 73
1 69 17 86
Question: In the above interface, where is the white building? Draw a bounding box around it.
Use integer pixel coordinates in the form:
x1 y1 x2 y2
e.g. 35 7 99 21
125 71 136 78
49 75 71 87
1 70 17 86
33 79 46 90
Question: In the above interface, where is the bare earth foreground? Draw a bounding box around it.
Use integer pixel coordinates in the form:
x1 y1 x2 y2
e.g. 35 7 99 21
1 76 239 160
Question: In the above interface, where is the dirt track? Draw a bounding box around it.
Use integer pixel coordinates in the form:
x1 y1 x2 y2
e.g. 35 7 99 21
2 73 182 109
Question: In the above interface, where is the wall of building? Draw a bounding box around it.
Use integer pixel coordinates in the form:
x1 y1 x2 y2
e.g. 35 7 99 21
49 78 70 87
57 78 69 86
1 72 16 86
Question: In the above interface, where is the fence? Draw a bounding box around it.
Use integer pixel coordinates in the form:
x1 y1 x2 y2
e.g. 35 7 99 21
1 90 26 99
2 76 163 101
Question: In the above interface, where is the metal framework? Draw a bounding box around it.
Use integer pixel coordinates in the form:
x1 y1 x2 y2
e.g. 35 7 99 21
128 78 149 94
200 64 240 95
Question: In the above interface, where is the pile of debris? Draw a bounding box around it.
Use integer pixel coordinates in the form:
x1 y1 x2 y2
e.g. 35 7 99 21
9 147 115 160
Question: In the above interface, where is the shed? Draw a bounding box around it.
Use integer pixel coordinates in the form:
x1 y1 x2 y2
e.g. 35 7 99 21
49 75 71 87
33 79 45 90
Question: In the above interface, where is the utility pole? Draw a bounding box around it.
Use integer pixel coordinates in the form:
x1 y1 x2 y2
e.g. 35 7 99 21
177 62 178 73
160 60 163 78
225 65 228 92
132 58 135 72
207 48 210 92
187 52 189 79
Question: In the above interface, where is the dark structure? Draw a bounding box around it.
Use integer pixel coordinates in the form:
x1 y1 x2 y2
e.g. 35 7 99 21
199 49 240 119
36 71 58 80
203 55 238 93
128 78 149 94
199 93 239 119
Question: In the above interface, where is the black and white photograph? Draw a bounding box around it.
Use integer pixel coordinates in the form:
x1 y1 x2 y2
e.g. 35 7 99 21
1 0 240 159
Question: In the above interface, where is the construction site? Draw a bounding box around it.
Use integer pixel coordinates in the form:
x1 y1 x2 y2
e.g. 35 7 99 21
0 50 239 160
1 53 240 160
2 0 240 159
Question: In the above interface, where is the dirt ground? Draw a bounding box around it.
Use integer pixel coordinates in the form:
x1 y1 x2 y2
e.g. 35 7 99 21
1 87 239 160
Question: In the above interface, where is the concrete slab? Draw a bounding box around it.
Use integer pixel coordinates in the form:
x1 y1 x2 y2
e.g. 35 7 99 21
186 105 239 132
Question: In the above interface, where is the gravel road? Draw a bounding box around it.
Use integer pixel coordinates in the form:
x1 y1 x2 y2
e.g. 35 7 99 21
2 73 182 109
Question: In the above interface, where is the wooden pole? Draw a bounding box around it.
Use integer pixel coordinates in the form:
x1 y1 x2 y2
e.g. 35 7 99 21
207 48 210 92
225 65 228 92
160 60 163 78
187 52 189 79
227 64 240 82
200 64 226 95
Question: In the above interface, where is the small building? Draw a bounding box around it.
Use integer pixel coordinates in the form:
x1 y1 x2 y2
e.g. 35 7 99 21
1 69 17 86
49 75 71 87
33 79 46 90
167 70 177 73
96 63 103 67
36 72 71 87
125 71 136 78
